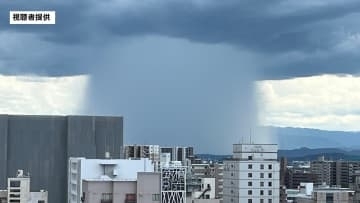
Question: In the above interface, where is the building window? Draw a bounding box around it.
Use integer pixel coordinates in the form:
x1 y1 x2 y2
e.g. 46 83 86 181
248 156 253 160
248 173 252 178
248 164 252 169
38 201 45 203
268 164 272 170
101 193 113 201
231 190 234 194
260 182 264 187
125 194 136 202
152 194 160 201
260 190 264 195
268 190 272 195
268 182 272 187
248 190 252 195
260 199 264 203
268 173 272 178
268 199 272 203
231 164 234 168
71 162 77 170
326 193 334 202
231 172 234 177
10 181 20 187
260 173 264 178
248 181 252 186
248 199 252 203
260 164 264 169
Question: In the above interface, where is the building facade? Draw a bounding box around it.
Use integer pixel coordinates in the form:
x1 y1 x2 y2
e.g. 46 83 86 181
160 147 194 163
82 172 161 203
335 161 360 188
68 157 154 203
123 145 160 162
310 158 336 186
223 143 280 203
161 166 187 203
0 115 123 203
191 163 224 199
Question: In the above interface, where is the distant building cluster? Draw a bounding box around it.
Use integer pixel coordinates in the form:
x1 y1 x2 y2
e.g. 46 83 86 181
2 114 360 203
280 156 360 203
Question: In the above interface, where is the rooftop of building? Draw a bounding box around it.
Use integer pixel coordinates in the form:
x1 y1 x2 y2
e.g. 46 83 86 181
314 187 355 193
223 158 278 161
83 178 137 182
233 143 278 145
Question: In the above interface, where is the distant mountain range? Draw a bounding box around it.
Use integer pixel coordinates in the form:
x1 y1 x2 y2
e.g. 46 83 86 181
264 126 360 150
196 126 360 161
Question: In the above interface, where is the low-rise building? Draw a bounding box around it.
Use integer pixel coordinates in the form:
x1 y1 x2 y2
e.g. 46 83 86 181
286 183 355 203
313 186 355 203
0 170 48 203
68 157 154 203
82 172 161 203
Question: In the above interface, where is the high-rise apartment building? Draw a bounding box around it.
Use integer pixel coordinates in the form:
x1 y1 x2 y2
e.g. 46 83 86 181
160 147 194 162
335 161 360 188
311 157 336 186
123 145 160 162
223 143 280 203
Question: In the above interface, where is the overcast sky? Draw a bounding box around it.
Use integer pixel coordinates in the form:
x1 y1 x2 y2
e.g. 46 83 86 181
1 0 360 153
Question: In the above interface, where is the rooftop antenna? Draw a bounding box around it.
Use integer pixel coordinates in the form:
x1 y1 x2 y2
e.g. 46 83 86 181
249 128 252 144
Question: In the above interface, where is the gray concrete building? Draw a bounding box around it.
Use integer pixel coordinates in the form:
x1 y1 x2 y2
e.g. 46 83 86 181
0 115 123 203
310 159 336 186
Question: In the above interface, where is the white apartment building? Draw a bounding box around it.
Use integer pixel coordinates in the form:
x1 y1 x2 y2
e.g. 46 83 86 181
223 143 280 203
68 157 154 203
0 170 48 203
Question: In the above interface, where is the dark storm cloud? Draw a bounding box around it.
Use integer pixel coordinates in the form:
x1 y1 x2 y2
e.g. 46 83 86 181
2 0 360 50
1 0 360 78
101 0 360 53
262 53 360 79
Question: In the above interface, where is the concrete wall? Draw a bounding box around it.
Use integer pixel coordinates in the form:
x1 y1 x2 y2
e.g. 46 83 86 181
82 181 114 203
30 191 48 203
82 180 137 203
113 181 137 202
137 172 161 203
69 157 154 203
0 115 123 203
187 199 220 203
